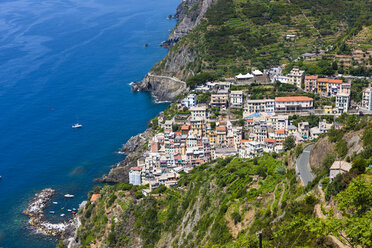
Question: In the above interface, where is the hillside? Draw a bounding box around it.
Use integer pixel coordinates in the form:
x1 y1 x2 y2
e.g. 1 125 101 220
73 156 372 247
155 0 371 77
59 115 372 248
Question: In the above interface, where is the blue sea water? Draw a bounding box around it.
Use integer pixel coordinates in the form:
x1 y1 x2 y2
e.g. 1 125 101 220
0 0 178 246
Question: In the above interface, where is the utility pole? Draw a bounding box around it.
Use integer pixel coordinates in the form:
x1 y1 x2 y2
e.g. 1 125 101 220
258 231 262 248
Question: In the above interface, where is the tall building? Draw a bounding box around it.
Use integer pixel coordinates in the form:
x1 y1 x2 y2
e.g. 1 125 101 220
304 76 318 92
362 87 372 111
129 167 142 185
336 93 350 113
287 66 305 88
229 91 244 108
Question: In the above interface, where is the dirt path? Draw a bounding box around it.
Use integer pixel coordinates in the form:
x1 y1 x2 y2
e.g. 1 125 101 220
315 187 350 248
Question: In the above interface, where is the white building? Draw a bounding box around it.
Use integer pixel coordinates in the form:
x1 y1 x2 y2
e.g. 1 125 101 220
244 99 275 115
336 93 350 113
272 75 289 84
275 96 313 113
270 115 289 131
362 87 372 111
129 167 142 185
182 94 197 108
190 106 208 120
236 73 254 81
330 161 352 180
252 69 263 76
229 91 244 108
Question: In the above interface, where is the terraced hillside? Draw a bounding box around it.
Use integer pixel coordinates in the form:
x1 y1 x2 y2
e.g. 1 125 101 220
152 0 371 78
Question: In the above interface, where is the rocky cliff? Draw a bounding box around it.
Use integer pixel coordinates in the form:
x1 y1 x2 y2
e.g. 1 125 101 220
132 73 187 102
162 0 216 48
132 0 216 101
97 128 153 183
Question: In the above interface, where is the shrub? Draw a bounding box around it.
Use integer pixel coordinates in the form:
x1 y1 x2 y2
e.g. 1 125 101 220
232 211 242 225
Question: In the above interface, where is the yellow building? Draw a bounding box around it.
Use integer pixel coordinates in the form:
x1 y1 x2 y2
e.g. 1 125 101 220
324 105 333 114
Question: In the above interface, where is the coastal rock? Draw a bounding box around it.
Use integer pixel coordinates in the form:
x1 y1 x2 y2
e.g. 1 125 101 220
23 189 79 239
132 73 187 102
98 128 154 183
162 0 217 48
121 128 153 154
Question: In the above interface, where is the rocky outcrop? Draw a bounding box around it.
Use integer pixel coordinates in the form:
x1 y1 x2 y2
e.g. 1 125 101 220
97 128 154 183
23 189 79 239
162 0 216 48
134 0 216 101
310 136 335 172
132 73 187 102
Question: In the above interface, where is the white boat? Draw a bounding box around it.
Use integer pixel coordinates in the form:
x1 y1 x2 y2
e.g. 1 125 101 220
52 201 58 204
67 209 72 212
72 123 82 129
49 211 55 214
60 214 65 217
64 194 75 198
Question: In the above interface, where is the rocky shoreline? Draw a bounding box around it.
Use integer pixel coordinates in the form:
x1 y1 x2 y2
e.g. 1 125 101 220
97 127 154 183
23 189 80 240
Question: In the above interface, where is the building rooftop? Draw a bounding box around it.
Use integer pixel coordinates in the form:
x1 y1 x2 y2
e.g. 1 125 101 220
330 161 352 172
275 96 313 102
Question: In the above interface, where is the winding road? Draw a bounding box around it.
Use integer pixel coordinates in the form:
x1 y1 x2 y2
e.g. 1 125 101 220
296 144 315 186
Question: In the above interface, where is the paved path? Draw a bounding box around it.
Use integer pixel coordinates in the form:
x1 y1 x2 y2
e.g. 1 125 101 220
296 144 314 186
147 73 186 84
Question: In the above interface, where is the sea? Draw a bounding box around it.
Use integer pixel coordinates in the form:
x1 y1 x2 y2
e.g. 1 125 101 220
0 0 179 247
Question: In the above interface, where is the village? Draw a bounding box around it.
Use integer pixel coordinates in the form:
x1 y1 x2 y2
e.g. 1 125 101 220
129 66 372 193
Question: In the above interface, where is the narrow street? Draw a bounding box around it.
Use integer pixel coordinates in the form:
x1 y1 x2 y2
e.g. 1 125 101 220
296 144 314 186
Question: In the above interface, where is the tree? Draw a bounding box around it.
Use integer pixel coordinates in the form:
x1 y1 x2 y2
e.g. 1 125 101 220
186 72 218 89
283 136 296 150
336 177 372 217
351 158 367 174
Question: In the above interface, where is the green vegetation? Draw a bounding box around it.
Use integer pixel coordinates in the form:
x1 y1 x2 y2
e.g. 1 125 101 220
75 149 372 247
153 0 372 78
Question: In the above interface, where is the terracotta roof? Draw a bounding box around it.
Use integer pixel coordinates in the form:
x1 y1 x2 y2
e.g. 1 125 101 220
216 126 227 131
265 138 275 143
305 76 318 79
90 194 101 202
174 132 182 135
240 139 251 143
277 129 285 134
181 125 190 130
328 79 343 84
317 78 329 82
246 119 254 123
275 96 313 102
132 167 142 171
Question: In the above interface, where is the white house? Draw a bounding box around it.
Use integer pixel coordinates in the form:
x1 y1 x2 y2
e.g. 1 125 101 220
330 161 352 180
252 69 263 76
362 87 372 111
129 167 142 185
272 75 289 84
229 90 244 108
336 93 350 113
190 106 207 120
182 94 197 108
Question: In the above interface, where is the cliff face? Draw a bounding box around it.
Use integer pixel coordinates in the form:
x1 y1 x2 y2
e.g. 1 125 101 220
132 73 187 102
163 0 216 48
97 128 153 183
133 0 216 101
